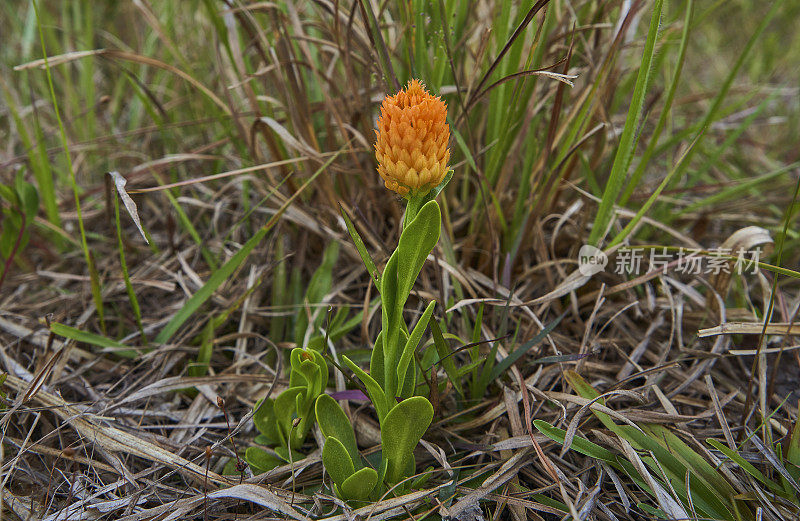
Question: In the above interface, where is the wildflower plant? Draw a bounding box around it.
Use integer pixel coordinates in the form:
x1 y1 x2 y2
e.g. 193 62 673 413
245 243 362 474
246 348 328 473
316 79 452 502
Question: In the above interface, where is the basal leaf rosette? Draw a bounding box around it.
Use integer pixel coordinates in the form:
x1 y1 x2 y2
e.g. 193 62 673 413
374 79 450 198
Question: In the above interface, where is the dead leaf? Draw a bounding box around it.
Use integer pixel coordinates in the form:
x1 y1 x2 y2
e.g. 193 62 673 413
108 171 149 244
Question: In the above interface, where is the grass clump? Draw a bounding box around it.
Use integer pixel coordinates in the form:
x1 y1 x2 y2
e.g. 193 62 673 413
1 1 799 520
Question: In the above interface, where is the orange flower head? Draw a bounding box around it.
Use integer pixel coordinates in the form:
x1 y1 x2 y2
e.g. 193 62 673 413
374 79 450 197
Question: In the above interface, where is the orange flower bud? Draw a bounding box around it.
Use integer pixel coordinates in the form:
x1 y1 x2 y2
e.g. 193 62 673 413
374 79 450 197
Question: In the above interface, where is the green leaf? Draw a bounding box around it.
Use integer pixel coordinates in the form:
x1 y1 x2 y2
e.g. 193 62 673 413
396 301 436 396
33 0 105 331
379 253 400 345
563 370 619 432
394 200 441 315
555 376 736 520
398 352 416 400
315 394 361 466
381 200 441 397
608 132 704 248
155 224 268 344
0 184 15 204
273 387 305 446
223 458 241 476
340 467 379 500
678 160 798 219
253 398 279 443
370 331 386 389
637 504 668 518
113 191 146 343
619 0 694 207
322 436 355 487
425 169 453 202
643 424 736 499
356 0 398 93
273 446 305 464
245 447 283 474
533 419 620 464
343 355 388 423
535 420 657 496
289 348 328 396
619 425 736 521
340 204 380 289
309 241 339 303
270 239 287 340
656 0 786 229
327 306 349 335
533 419 650 492
381 396 433 485
0 219 19 260
254 434 273 446
410 465 434 490
455 358 484 379
563 369 733 520
404 171 453 231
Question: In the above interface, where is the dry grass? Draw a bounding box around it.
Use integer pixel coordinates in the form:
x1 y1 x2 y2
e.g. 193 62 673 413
2 1 800 520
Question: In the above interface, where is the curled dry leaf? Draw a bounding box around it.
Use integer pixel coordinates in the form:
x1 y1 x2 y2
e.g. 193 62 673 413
108 171 149 244
707 225 773 312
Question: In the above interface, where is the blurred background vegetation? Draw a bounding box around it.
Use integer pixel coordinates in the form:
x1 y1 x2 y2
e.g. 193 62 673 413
2 1 800 519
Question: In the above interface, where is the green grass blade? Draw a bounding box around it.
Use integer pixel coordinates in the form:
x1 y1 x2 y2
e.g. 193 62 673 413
271 238 288 341
608 132 703 248
151 171 217 270
340 204 380 289
707 438 786 495
113 188 146 343
657 0 785 223
50 322 139 358
619 0 693 206
188 318 215 377
33 0 105 331
430 318 464 398
488 312 564 381
357 0 399 90
678 161 799 218
691 94 773 184
154 150 342 344
0 78 59 228
589 0 663 246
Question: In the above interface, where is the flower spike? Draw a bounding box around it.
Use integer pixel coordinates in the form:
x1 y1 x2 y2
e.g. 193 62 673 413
374 79 450 197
